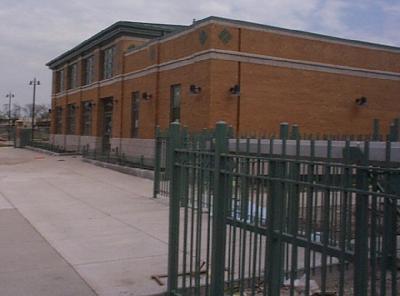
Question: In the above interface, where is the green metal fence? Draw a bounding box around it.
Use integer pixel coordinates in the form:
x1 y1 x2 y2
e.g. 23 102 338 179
29 140 68 153
81 147 155 170
154 118 400 201
165 121 400 296
153 126 217 199
0 124 14 142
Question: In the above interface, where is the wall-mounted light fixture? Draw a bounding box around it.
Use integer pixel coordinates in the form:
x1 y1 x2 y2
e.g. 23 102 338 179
142 92 152 100
48 109 52 114
355 96 367 106
190 84 201 95
229 84 240 96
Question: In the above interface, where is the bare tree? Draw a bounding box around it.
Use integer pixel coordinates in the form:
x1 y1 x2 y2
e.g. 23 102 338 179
22 103 50 120
11 103 21 119
0 104 8 119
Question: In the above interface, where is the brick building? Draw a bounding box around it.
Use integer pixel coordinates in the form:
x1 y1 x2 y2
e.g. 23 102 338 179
47 16 400 153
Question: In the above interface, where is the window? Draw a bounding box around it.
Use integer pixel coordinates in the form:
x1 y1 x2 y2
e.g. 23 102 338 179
66 104 76 134
68 63 78 89
131 92 140 137
83 56 94 85
170 84 181 122
82 101 92 136
56 70 65 93
102 46 115 79
55 107 63 133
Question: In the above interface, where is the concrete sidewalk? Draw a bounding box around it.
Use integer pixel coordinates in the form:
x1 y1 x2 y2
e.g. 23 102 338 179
0 208 96 296
0 147 170 296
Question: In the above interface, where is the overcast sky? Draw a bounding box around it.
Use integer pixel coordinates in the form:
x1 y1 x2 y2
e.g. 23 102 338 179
0 0 399 106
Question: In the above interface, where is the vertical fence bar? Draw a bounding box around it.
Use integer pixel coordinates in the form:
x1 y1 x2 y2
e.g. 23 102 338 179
267 159 285 296
388 172 399 296
372 119 380 141
280 122 289 144
153 126 161 198
167 122 182 294
353 148 369 296
239 138 250 295
289 127 300 296
393 118 399 141
210 121 229 296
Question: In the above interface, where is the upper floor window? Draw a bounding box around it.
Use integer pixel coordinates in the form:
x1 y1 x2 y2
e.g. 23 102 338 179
66 104 76 134
68 63 78 89
102 46 115 80
131 92 140 138
56 70 65 93
170 84 181 122
83 56 94 85
55 107 63 133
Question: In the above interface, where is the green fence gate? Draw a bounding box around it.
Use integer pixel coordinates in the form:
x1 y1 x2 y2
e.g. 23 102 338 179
164 121 400 296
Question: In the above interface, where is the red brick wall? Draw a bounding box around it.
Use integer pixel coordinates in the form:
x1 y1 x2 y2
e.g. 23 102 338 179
238 63 400 136
49 20 400 139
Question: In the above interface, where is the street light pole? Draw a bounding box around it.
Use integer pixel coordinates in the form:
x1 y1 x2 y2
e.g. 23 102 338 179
5 92 14 141
29 78 40 141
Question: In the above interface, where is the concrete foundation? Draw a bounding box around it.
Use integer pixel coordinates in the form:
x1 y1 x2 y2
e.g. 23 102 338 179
110 138 155 159
79 136 101 152
50 135 101 152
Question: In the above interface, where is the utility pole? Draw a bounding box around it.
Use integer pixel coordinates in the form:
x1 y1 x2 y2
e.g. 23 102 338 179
29 78 40 141
5 92 14 141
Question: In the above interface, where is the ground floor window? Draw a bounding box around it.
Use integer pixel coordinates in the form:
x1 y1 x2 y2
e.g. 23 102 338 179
66 104 76 134
82 101 92 136
170 84 181 122
55 107 63 134
131 92 140 138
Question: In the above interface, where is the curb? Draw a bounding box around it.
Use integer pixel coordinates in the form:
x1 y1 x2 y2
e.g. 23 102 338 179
24 146 80 157
81 158 154 180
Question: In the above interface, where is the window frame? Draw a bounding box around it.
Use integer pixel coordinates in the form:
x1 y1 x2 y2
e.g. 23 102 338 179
131 91 140 138
81 101 92 136
66 104 76 135
67 63 78 89
170 84 181 123
55 107 63 133
56 69 65 93
102 46 115 80
83 56 94 85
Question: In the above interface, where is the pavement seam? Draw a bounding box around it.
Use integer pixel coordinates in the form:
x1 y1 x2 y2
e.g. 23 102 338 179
65 156 159 200
0 187 99 296
41 174 170 246
73 253 169 267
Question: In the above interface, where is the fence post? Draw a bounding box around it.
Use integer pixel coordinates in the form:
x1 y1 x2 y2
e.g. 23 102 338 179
167 122 182 294
372 119 380 141
210 121 229 296
387 170 400 295
352 148 369 296
290 124 299 140
280 122 289 139
393 118 399 141
153 126 161 198
267 159 285 296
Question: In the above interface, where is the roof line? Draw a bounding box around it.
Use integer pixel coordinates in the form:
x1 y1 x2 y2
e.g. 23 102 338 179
200 16 400 52
46 21 186 68
48 16 400 69
125 16 400 57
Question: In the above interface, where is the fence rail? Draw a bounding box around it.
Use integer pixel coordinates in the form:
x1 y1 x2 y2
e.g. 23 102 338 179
164 121 400 296
81 148 155 170
154 121 400 201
